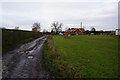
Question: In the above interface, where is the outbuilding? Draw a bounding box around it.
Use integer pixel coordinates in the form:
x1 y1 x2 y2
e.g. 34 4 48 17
115 29 120 36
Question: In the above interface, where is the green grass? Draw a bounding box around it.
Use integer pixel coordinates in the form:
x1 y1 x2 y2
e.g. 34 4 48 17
44 35 118 78
44 37 79 78
2 29 43 53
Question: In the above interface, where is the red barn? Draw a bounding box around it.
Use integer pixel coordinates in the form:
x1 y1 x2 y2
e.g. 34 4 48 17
65 28 85 35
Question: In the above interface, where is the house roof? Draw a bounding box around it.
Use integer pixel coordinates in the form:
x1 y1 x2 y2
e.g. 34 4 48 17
68 28 85 32
116 29 120 30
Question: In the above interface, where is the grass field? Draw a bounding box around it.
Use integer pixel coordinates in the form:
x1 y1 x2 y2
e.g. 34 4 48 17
44 35 118 78
2 29 43 53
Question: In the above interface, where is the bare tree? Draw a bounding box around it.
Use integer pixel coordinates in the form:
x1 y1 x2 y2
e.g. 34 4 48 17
51 21 62 34
65 27 69 32
32 22 41 32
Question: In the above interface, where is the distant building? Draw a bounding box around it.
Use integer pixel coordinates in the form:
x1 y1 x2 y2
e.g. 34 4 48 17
59 32 63 35
64 28 85 36
115 29 120 36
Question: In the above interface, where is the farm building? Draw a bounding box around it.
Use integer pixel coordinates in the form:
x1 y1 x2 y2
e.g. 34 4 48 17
115 29 120 36
64 28 85 36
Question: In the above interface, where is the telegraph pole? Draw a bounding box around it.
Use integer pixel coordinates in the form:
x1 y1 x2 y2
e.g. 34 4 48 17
81 22 82 28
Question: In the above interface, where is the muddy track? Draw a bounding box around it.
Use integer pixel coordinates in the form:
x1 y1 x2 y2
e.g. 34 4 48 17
2 35 52 78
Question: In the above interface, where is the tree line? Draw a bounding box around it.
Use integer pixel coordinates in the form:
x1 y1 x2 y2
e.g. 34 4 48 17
1 21 115 35
32 21 63 35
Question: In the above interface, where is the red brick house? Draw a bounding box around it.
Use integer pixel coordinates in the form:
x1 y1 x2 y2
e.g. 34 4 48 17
65 28 85 35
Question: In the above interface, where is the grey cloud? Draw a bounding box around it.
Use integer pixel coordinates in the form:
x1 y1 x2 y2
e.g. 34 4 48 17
0 2 118 31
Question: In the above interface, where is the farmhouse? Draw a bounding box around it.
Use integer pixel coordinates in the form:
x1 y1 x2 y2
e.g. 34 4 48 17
65 28 85 36
115 29 120 36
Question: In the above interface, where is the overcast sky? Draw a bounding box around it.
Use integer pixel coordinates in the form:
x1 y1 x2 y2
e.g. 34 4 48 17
0 0 119 31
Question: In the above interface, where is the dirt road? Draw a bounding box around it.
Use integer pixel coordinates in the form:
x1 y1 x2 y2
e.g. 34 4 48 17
2 35 51 78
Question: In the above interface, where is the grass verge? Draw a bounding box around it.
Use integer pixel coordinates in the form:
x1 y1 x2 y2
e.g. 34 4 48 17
44 35 85 78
